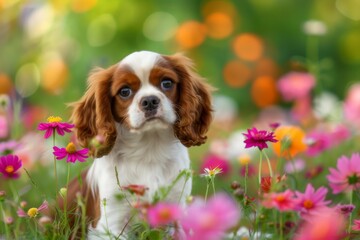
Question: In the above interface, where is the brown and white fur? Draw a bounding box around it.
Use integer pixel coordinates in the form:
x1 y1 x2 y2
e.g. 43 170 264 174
65 51 213 239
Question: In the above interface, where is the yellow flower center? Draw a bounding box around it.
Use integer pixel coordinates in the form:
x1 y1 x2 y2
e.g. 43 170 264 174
5 165 14 173
159 208 171 220
27 208 38 218
275 195 286 203
65 142 76 153
303 199 314 209
238 154 251 166
47 116 62 123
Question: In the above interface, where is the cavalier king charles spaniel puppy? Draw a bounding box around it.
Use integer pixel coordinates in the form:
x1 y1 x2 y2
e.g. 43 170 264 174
63 51 213 238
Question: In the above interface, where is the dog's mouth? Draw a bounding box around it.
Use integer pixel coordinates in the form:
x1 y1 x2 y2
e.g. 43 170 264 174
130 117 170 133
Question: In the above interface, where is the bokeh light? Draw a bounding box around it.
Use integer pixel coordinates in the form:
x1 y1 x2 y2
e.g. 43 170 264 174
143 12 178 42
71 0 97 13
339 30 360 63
87 14 117 47
23 4 54 40
41 54 69 95
175 21 207 49
336 0 360 21
15 63 40 98
255 58 279 78
232 33 264 62
223 60 252 88
251 76 278 108
202 0 237 21
0 73 13 94
205 12 234 39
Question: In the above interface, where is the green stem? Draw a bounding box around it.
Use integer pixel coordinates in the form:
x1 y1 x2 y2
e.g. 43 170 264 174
64 163 70 227
263 151 273 179
34 218 38 240
204 179 210 202
279 212 283 240
53 131 58 198
178 172 191 204
258 151 263 185
244 164 248 195
9 181 19 203
348 190 354 235
211 177 216 195
0 202 10 239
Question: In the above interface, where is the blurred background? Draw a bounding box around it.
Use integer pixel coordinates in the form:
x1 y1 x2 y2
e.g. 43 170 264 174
0 0 360 195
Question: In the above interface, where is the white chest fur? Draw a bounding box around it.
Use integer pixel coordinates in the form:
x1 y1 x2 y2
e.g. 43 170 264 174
86 125 192 238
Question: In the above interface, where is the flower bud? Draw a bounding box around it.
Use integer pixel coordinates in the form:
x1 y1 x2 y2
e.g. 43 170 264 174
59 188 67 198
20 201 27 208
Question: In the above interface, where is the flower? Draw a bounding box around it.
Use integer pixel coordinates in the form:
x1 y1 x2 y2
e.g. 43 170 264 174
335 204 355 217
200 154 230 177
327 153 360 194
344 83 360 128
277 72 315 101
352 219 360 231
305 165 323 179
0 155 22 179
37 116 74 139
53 142 88 163
284 158 305 174
273 126 307 159
294 184 331 216
122 184 149 196
305 130 332 157
180 194 240 240
262 190 297 211
243 127 278 151
147 202 182 227
0 140 20 155
294 208 346 240
17 200 48 218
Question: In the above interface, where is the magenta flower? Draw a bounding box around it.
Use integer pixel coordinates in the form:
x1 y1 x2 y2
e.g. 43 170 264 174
53 142 88 163
200 154 230 177
37 116 74 139
0 155 22 179
17 200 48 218
294 208 346 240
294 184 331 216
262 190 297 212
335 204 355 217
243 127 278 151
352 219 360 231
180 194 240 240
327 153 360 194
147 202 182 227
277 72 315 101
305 130 332 157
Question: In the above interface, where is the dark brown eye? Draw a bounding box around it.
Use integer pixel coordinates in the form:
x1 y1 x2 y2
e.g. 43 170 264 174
119 87 132 99
161 79 173 90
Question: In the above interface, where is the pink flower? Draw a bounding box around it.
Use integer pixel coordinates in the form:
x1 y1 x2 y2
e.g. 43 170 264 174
147 202 182 227
243 127 278 151
262 190 297 211
37 116 74 139
277 72 315 101
53 142 88 163
180 194 240 240
0 155 22 179
305 130 332 157
0 140 20 155
327 153 360 194
344 83 360 127
17 200 48 218
200 154 230 177
294 208 346 240
352 219 360 231
335 204 355 217
330 124 351 146
295 184 331 216
0 115 8 138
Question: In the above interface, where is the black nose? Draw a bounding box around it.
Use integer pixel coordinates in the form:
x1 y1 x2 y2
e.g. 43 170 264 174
140 95 160 111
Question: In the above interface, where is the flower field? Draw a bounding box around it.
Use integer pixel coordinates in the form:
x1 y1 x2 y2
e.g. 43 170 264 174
1 0 360 239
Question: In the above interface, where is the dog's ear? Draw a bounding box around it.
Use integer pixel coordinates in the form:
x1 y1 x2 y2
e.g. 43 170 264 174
70 65 117 157
166 54 214 147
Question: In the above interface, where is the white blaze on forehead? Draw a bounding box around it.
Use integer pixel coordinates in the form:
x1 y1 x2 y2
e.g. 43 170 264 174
119 51 162 84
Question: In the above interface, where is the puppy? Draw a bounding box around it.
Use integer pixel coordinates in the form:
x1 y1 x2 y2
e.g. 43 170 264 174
64 51 213 238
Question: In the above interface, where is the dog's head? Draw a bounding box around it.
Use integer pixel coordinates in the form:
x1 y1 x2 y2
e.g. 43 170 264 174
70 51 213 157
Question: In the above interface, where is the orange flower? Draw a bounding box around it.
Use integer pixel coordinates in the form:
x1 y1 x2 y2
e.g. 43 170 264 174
273 126 307 159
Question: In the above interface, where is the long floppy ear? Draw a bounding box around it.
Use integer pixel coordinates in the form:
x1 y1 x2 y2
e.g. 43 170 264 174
166 54 214 147
70 65 117 157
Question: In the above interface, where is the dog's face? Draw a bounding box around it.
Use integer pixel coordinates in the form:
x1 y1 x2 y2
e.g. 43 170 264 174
71 51 213 157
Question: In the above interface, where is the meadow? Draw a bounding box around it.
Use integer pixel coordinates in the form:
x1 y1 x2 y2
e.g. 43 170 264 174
1 0 360 239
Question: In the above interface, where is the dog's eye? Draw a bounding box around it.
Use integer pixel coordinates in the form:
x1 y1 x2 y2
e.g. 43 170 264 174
119 87 132 99
161 79 173 90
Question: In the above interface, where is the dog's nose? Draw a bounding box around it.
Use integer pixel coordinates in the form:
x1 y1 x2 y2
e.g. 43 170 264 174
140 95 160 112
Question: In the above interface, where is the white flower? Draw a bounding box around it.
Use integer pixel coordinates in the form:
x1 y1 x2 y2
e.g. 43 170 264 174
303 20 327 36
